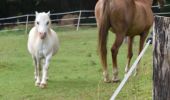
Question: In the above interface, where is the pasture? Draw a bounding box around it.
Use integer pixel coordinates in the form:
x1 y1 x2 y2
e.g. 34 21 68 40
0 27 152 100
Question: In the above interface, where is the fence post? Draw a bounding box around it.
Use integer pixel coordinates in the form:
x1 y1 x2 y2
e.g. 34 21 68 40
25 15 29 34
153 16 170 100
76 10 82 31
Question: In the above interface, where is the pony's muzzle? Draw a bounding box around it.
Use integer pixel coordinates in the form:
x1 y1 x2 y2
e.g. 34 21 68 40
39 32 47 39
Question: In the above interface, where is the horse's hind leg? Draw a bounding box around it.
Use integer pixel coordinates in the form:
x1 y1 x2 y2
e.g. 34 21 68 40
125 37 134 75
111 34 125 82
102 64 110 83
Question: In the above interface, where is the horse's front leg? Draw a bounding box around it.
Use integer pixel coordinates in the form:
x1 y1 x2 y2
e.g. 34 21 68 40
40 54 52 88
134 31 149 76
35 58 41 86
125 37 134 75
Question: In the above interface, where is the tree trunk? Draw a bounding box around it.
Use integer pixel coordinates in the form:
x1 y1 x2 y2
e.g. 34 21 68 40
153 16 170 100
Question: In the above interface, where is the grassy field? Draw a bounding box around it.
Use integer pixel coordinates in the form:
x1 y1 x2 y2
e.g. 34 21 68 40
0 27 152 100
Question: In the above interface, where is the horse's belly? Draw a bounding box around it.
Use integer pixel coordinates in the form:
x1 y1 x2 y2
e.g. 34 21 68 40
127 27 145 36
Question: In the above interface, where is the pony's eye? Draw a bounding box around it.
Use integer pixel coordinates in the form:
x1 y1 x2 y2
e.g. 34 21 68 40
37 22 39 25
46 21 49 25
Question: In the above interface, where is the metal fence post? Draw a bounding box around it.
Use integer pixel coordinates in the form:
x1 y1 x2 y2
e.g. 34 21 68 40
76 10 82 31
25 15 29 34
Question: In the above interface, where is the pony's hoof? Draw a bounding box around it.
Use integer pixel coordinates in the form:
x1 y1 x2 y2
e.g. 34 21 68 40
35 82 40 87
40 83 47 88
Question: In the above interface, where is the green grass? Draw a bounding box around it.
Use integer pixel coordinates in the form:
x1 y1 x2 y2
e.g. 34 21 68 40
0 27 152 100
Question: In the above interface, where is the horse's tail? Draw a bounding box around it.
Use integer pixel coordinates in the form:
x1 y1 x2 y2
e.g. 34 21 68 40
98 0 110 67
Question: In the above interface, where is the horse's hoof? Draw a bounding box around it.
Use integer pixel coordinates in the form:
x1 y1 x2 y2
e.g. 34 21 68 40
35 82 40 87
124 73 128 77
112 77 120 83
134 72 138 76
40 83 47 88
103 77 111 83
104 79 111 83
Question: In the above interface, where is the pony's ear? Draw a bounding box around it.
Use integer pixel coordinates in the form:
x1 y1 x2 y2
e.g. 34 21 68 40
47 11 50 16
35 11 39 16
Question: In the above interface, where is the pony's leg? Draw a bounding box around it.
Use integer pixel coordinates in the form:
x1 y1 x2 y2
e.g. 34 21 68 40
42 59 48 80
32 56 37 80
111 34 125 82
40 54 52 88
35 58 41 86
134 31 149 76
125 37 134 75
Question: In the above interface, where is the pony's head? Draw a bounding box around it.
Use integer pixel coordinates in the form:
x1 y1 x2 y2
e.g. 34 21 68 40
35 11 51 39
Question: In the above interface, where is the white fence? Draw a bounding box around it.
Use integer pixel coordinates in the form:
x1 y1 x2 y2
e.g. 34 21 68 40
1 5 170 33
0 10 96 33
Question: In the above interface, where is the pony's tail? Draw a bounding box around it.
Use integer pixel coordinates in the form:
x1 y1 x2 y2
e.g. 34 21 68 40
98 0 110 68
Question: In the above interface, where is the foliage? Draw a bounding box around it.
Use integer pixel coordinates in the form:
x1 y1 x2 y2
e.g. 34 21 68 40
0 0 97 18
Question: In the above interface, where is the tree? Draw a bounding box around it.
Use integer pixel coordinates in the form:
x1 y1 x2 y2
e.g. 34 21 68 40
153 16 170 99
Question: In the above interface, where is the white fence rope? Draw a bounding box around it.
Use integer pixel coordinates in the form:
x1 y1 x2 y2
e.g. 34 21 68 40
50 10 94 16
0 10 94 21
154 12 170 15
25 15 29 34
110 40 151 100
152 4 170 8
0 16 96 26
0 29 23 32
0 10 96 33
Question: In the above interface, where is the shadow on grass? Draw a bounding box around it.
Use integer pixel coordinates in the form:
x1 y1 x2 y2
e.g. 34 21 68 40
48 78 98 89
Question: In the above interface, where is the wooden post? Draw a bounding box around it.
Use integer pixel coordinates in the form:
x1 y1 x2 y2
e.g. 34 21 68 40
153 16 170 100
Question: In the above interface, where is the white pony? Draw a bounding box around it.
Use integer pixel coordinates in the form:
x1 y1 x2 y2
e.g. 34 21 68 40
27 11 59 88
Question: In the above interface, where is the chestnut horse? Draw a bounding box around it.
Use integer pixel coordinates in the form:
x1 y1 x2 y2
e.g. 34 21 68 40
95 0 154 83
